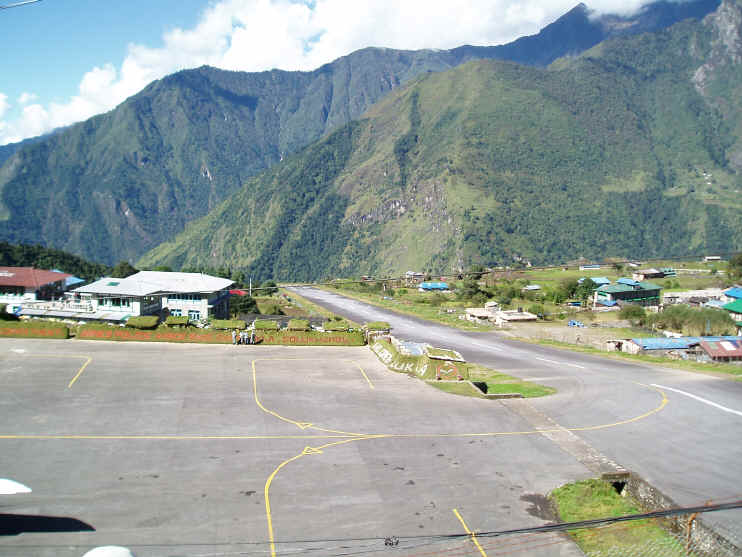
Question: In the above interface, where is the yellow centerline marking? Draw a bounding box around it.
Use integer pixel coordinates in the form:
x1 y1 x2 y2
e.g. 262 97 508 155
355 362 374 389
252 359 366 436
264 436 372 557
67 357 92 388
453 508 488 557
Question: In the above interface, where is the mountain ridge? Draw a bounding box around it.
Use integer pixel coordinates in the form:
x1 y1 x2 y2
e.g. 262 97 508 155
0 0 721 264
138 2 742 279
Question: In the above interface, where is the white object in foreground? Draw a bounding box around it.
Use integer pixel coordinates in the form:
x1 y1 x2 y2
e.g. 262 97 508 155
0 478 32 494
82 547 135 557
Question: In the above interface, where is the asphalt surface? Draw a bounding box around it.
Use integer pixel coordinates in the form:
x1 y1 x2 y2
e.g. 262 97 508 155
1 339 588 557
290 287 742 540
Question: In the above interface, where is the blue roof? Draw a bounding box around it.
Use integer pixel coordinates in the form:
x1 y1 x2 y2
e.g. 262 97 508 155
596 299 618 307
703 300 726 309
724 287 742 299
421 282 448 290
579 277 611 285
631 336 742 350
617 278 640 286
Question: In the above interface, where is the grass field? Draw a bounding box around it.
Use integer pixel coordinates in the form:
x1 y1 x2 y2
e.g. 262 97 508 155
550 479 691 556
428 364 556 399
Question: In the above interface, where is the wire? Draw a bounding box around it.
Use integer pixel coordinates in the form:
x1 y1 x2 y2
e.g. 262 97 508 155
0 0 42 9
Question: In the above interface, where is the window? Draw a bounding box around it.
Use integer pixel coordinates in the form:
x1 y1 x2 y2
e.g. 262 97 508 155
170 309 182 317
188 310 201 321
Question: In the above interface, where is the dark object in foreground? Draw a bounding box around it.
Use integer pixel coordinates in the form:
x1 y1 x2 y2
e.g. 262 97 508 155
0 513 95 536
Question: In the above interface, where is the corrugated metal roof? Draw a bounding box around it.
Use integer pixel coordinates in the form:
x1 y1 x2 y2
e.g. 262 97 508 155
420 282 448 290
617 278 640 286
0 267 71 289
724 287 742 299
598 283 634 293
579 277 611 285
631 336 741 350
723 299 742 313
75 271 234 297
700 339 742 358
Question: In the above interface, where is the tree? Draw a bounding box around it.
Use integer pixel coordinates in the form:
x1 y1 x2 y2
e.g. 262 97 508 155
230 295 259 316
729 253 742 280
151 265 172 272
560 278 579 299
260 280 278 296
575 279 597 303
111 261 138 278
619 305 646 326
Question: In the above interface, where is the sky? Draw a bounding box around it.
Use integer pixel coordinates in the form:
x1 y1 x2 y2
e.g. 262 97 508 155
0 0 661 146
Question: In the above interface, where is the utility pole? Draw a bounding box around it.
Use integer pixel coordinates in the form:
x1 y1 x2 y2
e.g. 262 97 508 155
249 276 252 297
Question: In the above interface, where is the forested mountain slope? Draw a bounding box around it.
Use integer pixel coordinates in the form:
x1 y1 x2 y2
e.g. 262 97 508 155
0 1 719 264
140 0 742 280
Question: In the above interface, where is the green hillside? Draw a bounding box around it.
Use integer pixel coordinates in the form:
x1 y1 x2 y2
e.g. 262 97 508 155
0 1 719 265
140 3 742 280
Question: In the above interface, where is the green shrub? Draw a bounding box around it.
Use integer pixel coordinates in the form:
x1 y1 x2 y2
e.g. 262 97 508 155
125 316 160 329
254 319 279 330
324 320 350 331
165 315 190 327
211 319 247 330
0 320 69 339
619 305 647 325
364 321 391 331
287 319 310 331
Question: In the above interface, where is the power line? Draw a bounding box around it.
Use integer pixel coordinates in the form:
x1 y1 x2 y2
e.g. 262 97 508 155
1 499 739 553
0 0 42 9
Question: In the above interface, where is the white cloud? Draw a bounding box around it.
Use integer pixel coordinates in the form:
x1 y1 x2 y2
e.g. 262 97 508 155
17 92 38 105
0 93 9 120
0 0 673 145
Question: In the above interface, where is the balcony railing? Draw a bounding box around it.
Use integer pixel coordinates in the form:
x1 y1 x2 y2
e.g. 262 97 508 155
23 300 95 313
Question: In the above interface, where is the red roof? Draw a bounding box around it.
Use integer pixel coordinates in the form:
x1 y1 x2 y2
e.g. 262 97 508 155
0 267 72 289
700 339 742 358
230 289 248 296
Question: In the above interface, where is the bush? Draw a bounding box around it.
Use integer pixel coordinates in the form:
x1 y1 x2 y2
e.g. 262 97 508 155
619 305 646 325
260 280 278 296
0 319 69 338
528 304 545 317
287 319 310 331
364 321 391 331
165 316 190 327
324 320 351 331
125 316 159 329
231 295 259 316
211 319 246 330
253 319 279 330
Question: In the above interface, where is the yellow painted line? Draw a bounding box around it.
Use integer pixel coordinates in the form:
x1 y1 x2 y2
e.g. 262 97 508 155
264 436 371 557
453 508 488 557
67 357 92 388
354 362 374 389
252 359 366 436
252 360 314 429
0 433 361 440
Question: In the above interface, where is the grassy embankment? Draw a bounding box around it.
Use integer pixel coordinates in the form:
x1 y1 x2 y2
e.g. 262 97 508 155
430 363 556 398
550 479 690 555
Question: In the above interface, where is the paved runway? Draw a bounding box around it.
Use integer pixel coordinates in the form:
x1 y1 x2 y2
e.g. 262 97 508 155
290 287 742 541
1 339 589 557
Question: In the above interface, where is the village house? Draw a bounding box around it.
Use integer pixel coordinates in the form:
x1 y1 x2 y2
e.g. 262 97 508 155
492 309 538 326
632 268 675 282
594 278 661 308
663 288 724 306
722 299 742 326
0 267 72 314
699 339 742 363
23 271 233 322
418 281 449 292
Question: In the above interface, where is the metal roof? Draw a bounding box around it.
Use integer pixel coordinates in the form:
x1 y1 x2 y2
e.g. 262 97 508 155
631 336 741 351
617 278 640 286
597 283 634 293
723 299 742 313
700 339 742 358
724 287 742 299
74 271 234 297
0 267 71 289
420 282 448 290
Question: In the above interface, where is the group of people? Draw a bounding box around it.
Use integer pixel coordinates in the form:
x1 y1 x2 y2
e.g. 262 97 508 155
232 328 256 345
